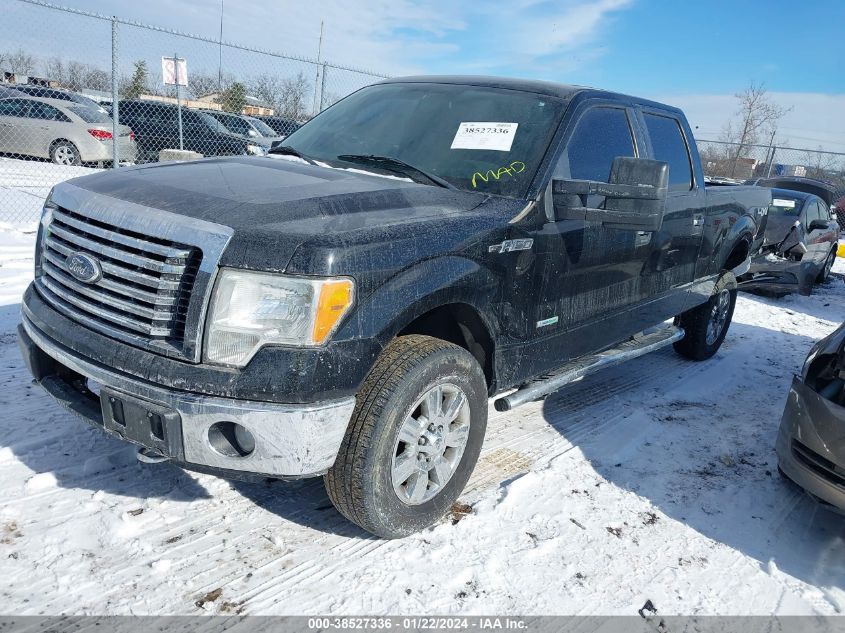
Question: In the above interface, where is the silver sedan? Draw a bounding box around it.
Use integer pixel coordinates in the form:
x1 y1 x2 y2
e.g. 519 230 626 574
0 95 136 165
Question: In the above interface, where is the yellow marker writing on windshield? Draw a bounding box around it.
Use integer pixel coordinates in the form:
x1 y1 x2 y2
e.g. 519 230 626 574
472 161 526 188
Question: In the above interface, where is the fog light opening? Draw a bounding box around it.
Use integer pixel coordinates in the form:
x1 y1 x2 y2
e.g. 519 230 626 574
207 421 255 457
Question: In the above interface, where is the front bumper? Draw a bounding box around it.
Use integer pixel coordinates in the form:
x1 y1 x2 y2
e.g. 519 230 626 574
776 376 845 510
18 315 356 478
738 246 830 296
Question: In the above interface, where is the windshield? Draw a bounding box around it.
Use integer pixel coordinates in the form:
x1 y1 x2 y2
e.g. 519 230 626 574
247 116 278 137
769 196 803 216
282 82 565 198
68 105 111 124
208 111 255 137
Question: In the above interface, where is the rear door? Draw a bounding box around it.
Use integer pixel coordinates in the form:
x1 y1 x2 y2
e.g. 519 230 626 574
636 108 706 317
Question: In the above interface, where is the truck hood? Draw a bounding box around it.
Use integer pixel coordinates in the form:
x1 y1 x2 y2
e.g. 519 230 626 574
65 156 491 271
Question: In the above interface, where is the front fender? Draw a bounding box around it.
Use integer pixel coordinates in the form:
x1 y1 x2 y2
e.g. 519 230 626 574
334 255 499 347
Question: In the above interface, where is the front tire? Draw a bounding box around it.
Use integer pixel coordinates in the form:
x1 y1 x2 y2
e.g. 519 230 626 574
50 140 81 166
817 248 836 284
673 271 737 361
324 335 488 538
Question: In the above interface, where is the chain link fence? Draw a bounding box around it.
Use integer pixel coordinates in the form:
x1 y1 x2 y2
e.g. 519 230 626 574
697 139 845 186
697 139 845 228
0 0 388 226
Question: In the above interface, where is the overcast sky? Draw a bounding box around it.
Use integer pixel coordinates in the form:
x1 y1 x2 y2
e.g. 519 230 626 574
6 0 845 152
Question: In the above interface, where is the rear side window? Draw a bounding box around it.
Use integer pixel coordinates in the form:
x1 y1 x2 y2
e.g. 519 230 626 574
68 106 111 124
643 113 693 191
28 102 71 122
0 99 30 117
563 107 635 182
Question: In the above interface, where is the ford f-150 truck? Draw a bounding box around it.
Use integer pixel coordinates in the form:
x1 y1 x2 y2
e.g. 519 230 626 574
18 76 771 537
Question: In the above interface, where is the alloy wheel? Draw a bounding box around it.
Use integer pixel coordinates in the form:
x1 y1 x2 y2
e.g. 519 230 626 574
706 289 731 346
391 383 471 505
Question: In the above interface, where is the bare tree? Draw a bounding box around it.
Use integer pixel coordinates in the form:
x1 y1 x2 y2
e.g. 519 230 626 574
3 48 36 75
249 73 284 112
188 72 229 100
720 83 791 177
279 72 311 119
802 146 839 180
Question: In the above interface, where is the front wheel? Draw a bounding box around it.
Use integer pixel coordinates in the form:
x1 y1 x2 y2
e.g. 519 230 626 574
817 248 836 284
673 271 737 361
324 335 488 538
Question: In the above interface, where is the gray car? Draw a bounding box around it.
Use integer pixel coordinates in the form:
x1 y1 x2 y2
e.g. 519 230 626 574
777 322 845 510
200 109 283 152
0 96 136 165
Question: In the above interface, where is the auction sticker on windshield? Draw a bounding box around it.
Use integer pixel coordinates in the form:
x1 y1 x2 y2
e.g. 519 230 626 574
451 122 518 152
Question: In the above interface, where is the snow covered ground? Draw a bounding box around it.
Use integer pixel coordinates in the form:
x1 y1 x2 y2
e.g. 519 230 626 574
1 227 845 616
0 157 100 229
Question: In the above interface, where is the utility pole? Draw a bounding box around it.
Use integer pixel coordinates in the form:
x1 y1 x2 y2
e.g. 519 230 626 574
312 20 324 116
217 0 224 93
110 17 119 169
764 128 777 178
174 53 183 150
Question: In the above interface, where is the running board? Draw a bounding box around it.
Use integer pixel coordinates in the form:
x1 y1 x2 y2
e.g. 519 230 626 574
494 324 685 412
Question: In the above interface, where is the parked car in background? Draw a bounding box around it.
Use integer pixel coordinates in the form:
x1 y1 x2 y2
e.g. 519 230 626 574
0 84 106 112
252 114 302 137
200 109 282 151
777 322 845 511
117 100 266 161
0 96 136 165
738 179 839 295
834 194 845 232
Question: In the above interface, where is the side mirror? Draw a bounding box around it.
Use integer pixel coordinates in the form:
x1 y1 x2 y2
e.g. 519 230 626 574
552 157 668 231
808 219 829 231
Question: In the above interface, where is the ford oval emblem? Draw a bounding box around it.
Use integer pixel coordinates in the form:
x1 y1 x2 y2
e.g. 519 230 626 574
66 252 102 284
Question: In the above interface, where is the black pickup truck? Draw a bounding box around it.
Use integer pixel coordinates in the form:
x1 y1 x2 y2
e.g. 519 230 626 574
18 76 771 537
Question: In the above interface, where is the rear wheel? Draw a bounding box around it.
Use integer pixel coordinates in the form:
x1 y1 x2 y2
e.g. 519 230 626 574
817 248 836 284
50 140 81 166
673 271 737 361
324 335 487 538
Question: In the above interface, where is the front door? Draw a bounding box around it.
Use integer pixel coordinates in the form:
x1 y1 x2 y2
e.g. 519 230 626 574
0 98 33 156
525 103 652 372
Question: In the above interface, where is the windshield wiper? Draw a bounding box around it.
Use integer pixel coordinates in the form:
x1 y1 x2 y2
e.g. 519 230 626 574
268 144 318 165
336 154 455 189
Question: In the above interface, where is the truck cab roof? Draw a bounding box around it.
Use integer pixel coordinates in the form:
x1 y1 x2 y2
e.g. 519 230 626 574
378 75 685 116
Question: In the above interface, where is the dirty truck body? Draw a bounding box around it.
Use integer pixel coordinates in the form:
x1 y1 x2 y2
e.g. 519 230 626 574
18 76 770 537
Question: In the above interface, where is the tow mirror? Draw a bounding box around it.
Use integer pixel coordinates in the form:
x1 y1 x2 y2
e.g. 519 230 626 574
552 157 668 231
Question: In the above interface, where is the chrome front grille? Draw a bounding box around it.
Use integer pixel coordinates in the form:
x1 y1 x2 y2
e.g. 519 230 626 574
34 183 233 362
37 205 201 355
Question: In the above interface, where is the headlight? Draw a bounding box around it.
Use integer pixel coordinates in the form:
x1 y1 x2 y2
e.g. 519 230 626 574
246 143 266 155
203 269 355 367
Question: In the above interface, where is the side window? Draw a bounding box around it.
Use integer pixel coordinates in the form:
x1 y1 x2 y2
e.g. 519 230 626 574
804 201 820 224
819 202 831 221
29 102 70 122
643 113 693 191
0 99 30 117
562 107 635 182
